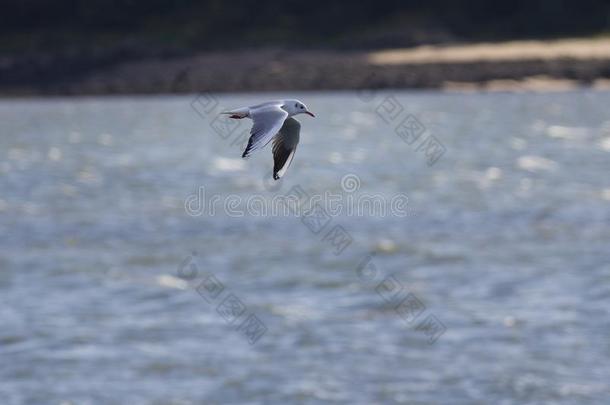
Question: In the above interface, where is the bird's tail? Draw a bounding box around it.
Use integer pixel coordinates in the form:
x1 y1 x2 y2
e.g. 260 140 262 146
220 107 249 119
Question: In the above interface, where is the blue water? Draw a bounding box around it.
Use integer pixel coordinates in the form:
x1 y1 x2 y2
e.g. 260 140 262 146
1 90 609 404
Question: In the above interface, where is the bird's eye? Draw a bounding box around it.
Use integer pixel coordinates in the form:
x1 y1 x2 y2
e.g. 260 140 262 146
300 106 304 109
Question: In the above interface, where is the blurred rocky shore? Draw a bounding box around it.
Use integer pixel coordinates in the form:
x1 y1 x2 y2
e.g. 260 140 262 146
3 38 610 95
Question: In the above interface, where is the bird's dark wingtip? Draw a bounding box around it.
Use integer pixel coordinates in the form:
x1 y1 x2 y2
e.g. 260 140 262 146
273 173 280 180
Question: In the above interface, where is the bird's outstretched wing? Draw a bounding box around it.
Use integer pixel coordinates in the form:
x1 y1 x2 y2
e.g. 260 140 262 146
272 117 300 180
242 104 288 158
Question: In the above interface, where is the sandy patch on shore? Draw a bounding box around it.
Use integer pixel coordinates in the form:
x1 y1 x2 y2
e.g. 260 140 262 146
369 38 610 65
443 76 579 92
4 37 610 95
443 76 610 92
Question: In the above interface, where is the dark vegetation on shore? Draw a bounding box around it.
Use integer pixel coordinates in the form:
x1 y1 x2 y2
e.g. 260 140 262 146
2 0 610 94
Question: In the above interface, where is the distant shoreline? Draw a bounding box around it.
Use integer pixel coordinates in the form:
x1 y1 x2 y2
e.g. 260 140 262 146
3 38 610 96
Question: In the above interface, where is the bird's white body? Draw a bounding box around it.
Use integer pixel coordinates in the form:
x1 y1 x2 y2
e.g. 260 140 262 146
221 99 314 179
222 99 312 119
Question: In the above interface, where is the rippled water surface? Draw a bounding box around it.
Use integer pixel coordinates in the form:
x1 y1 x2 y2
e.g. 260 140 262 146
1 90 610 404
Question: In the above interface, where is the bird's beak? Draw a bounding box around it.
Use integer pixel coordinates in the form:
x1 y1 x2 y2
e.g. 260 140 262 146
305 111 315 117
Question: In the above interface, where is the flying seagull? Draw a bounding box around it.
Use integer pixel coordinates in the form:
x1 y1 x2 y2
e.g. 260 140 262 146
221 99 314 180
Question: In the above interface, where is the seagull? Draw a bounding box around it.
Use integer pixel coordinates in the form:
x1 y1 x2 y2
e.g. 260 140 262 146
221 99 315 180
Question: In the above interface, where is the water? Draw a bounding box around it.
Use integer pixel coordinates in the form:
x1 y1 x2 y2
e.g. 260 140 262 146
1 90 609 404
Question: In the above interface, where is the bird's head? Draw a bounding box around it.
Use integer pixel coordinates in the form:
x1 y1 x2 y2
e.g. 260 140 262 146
284 99 315 117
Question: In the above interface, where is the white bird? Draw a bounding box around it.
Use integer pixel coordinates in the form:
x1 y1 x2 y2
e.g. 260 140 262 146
221 99 315 180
